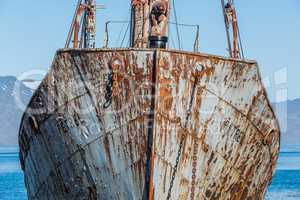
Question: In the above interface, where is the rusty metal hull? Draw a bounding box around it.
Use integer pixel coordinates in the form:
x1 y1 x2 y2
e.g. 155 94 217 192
19 49 280 200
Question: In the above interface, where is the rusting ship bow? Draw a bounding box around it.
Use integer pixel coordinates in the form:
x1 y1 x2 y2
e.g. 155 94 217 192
19 0 280 199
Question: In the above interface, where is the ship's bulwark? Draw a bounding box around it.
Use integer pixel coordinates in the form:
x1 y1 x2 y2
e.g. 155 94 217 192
19 49 280 200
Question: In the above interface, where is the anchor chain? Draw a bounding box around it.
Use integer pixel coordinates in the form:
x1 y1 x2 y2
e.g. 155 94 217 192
190 138 199 200
166 131 186 200
103 69 113 109
103 59 121 109
166 75 199 200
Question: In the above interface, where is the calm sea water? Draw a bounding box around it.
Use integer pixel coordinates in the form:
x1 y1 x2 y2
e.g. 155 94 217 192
0 149 299 200
265 152 300 200
0 151 27 200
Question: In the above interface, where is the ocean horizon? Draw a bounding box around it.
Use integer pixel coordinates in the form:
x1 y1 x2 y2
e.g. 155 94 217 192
0 147 299 200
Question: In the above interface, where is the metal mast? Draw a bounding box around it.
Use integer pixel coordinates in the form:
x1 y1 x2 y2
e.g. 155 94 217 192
65 0 104 48
130 0 171 48
221 0 244 59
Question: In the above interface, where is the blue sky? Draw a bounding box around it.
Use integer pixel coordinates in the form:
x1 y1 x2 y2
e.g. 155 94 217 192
0 0 299 101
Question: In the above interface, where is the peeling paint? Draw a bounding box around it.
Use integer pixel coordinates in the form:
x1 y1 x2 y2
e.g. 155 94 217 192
19 49 279 200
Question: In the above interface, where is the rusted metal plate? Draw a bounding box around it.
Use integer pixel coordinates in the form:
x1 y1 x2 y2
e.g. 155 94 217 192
20 49 155 199
151 50 280 199
19 49 279 200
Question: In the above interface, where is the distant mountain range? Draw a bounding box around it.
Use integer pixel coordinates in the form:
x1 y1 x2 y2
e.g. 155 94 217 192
0 76 33 147
0 76 298 148
274 99 300 146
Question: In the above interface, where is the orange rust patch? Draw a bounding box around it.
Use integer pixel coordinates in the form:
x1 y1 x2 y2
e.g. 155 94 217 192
149 153 156 200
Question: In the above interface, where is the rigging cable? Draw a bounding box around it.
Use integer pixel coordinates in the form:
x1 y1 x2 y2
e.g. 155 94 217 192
121 6 133 47
121 22 130 47
233 0 245 59
116 21 128 45
65 0 83 48
232 0 245 59
237 22 245 59
221 0 245 59
172 0 182 50
104 21 129 47
118 6 132 47
169 27 177 49
169 22 200 52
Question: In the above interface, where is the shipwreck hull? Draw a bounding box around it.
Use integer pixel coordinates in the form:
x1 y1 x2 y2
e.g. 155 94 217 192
19 49 280 200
